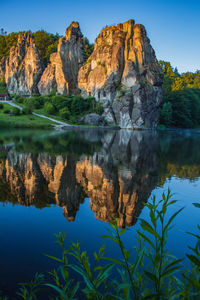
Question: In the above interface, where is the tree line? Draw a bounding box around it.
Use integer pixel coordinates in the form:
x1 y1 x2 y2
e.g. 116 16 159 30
159 61 200 128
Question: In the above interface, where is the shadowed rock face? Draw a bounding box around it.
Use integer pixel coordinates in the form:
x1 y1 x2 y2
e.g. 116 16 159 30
38 22 85 95
78 19 163 129
0 130 159 227
0 57 6 78
4 32 44 95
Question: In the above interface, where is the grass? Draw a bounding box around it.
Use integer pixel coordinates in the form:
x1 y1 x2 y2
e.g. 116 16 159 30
12 100 75 125
0 103 56 128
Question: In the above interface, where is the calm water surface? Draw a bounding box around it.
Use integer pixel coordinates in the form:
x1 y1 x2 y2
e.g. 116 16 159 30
0 128 200 297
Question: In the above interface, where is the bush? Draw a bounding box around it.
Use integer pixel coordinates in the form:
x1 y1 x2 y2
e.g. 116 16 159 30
95 102 104 115
59 107 70 120
15 96 24 103
11 107 21 116
3 109 10 114
0 104 4 109
22 106 33 115
44 102 56 115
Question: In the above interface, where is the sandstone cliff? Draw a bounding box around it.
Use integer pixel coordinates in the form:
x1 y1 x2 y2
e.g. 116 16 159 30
78 19 163 129
38 22 85 95
4 32 43 95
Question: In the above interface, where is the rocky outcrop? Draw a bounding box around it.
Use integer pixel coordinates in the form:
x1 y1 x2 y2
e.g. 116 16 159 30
80 113 106 126
38 22 85 95
78 19 163 129
4 32 43 95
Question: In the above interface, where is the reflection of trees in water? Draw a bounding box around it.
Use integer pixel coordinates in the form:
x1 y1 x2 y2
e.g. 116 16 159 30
159 130 200 183
0 129 160 227
1 129 200 226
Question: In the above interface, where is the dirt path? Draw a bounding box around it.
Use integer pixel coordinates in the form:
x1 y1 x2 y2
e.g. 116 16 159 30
0 100 71 126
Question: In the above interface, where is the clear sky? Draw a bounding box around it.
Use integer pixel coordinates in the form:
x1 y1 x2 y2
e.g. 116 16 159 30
1 0 200 73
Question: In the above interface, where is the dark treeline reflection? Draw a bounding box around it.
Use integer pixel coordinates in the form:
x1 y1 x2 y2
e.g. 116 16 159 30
0 128 200 227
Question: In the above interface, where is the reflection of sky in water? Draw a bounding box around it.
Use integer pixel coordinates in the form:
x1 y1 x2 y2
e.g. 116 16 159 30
0 129 200 296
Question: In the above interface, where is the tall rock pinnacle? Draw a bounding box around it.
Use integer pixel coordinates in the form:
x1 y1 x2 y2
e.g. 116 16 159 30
38 21 85 95
78 19 164 129
4 32 44 95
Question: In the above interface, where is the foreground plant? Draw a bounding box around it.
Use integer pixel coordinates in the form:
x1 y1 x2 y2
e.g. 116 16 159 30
7 190 200 299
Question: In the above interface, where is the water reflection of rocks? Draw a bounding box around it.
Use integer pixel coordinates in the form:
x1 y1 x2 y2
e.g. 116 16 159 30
0 130 159 227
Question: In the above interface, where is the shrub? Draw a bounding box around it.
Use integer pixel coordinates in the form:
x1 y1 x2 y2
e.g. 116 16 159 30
95 102 104 115
3 109 10 114
15 96 24 103
59 107 70 120
44 102 56 115
22 106 33 115
0 104 4 109
11 107 21 116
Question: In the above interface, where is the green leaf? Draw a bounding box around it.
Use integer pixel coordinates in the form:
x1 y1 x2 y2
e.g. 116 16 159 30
44 284 69 300
69 264 93 290
144 271 157 283
137 230 155 249
193 203 200 208
140 219 161 240
162 266 181 278
164 207 184 232
102 256 125 268
119 228 127 237
69 282 80 298
186 254 200 268
131 248 145 275
162 259 183 274
44 254 63 263
149 209 156 229
101 235 120 245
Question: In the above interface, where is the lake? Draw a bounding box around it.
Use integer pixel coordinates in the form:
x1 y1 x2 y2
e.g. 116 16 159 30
0 128 200 297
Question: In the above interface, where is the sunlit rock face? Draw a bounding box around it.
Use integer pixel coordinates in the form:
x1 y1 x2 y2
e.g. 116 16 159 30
78 20 163 129
76 130 159 227
38 22 85 95
4 32 44 95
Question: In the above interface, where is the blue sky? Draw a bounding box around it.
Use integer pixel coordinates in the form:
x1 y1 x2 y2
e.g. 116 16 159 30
1 0 200 73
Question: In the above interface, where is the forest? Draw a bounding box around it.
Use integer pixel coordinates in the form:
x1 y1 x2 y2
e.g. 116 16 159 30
159 61 200 128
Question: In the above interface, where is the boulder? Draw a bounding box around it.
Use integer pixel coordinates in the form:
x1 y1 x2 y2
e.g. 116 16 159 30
78 20 164 129
81 113 105 126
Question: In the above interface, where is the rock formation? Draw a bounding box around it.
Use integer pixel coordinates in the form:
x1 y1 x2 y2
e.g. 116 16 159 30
78 19 163 129
4 32 43 95
38 22 85 95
